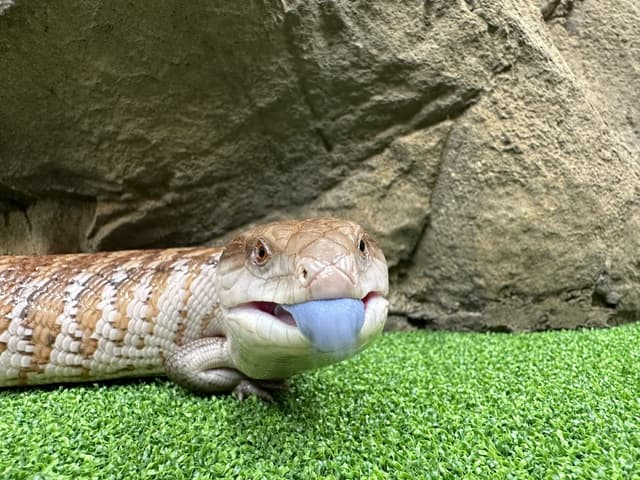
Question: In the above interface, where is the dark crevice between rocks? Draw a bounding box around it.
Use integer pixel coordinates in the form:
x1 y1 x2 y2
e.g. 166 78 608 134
462 0 478 9
591 290 618 309
314 127 333 153
408 316 431 329
384 314 421 332
406 312 436 330
22 209 32 233
388 214 431 283
484 324 513 333
541 0 577 22
411 87 482 133
401 312 515 333
590 286 638 326
429 110 456 184
460 1 500 34
608 310 639 327
0 182 33 213
388 114 457 282
0 183 33 229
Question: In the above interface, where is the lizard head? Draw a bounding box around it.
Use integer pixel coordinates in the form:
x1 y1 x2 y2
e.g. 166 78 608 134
215 217 389 379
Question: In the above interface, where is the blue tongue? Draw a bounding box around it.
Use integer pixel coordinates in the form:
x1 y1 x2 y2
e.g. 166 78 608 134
282 298 365 353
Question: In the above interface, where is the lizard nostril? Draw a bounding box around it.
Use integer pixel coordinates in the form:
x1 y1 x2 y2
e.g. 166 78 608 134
301 268 308 279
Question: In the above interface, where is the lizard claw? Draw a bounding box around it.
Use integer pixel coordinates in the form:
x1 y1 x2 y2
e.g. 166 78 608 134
231 379 289 402
232 380 275 402
256 379 289 391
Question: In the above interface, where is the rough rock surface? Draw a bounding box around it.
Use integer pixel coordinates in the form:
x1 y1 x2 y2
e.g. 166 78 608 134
0 0 638 331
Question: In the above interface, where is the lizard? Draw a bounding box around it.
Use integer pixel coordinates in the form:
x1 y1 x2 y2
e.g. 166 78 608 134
0 218 389 400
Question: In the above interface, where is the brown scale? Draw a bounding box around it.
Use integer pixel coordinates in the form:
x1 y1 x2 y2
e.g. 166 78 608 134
0 247 223 381
75 284 103 358
0 303 13 353
36 260 102 361
82 250 191 365
142 255 184 358
174 321 189 348
109 269 143 342
1 253 116 375
126 252 189 351
126 250 189 338
21 273 71 372
3 263 73 380
173 258 204 347
86 251 156 345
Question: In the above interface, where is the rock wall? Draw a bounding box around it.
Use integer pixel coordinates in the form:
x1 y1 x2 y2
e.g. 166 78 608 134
0 0 638 331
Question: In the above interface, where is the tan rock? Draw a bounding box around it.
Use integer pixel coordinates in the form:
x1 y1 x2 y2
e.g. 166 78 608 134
0 1 637 330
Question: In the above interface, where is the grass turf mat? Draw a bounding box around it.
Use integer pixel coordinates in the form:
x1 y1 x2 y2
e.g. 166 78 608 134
2 324 640 479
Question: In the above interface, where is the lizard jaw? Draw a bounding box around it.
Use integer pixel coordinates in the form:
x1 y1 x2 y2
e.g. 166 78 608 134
223 292 388 379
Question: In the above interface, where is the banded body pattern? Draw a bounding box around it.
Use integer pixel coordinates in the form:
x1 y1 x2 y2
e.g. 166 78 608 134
0 247 223 386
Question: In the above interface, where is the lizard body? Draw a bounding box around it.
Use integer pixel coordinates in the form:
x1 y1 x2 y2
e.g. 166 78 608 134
0 218 388 399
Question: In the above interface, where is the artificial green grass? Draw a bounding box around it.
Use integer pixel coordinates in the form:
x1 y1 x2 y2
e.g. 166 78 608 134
2 324 640 479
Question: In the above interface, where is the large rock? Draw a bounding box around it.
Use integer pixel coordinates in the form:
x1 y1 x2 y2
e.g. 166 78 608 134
0 0 638 331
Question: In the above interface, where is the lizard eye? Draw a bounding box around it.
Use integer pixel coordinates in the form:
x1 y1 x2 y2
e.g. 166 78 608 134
252 239 271 266
358 235 368 257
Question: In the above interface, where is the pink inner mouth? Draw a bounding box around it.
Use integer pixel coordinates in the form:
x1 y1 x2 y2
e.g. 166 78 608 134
249 301 296 326
245 292 381 327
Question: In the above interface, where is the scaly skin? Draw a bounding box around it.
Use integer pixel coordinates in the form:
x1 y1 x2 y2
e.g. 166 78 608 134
0 218 389 400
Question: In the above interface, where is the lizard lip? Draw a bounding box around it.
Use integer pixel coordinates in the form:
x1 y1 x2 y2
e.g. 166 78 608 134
241 291 383 328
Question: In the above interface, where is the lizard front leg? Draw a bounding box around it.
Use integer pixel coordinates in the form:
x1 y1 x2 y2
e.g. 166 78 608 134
165 337 287 401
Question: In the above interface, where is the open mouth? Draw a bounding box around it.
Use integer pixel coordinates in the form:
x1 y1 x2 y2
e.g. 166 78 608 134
241 291 383 328
231 292 387 353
